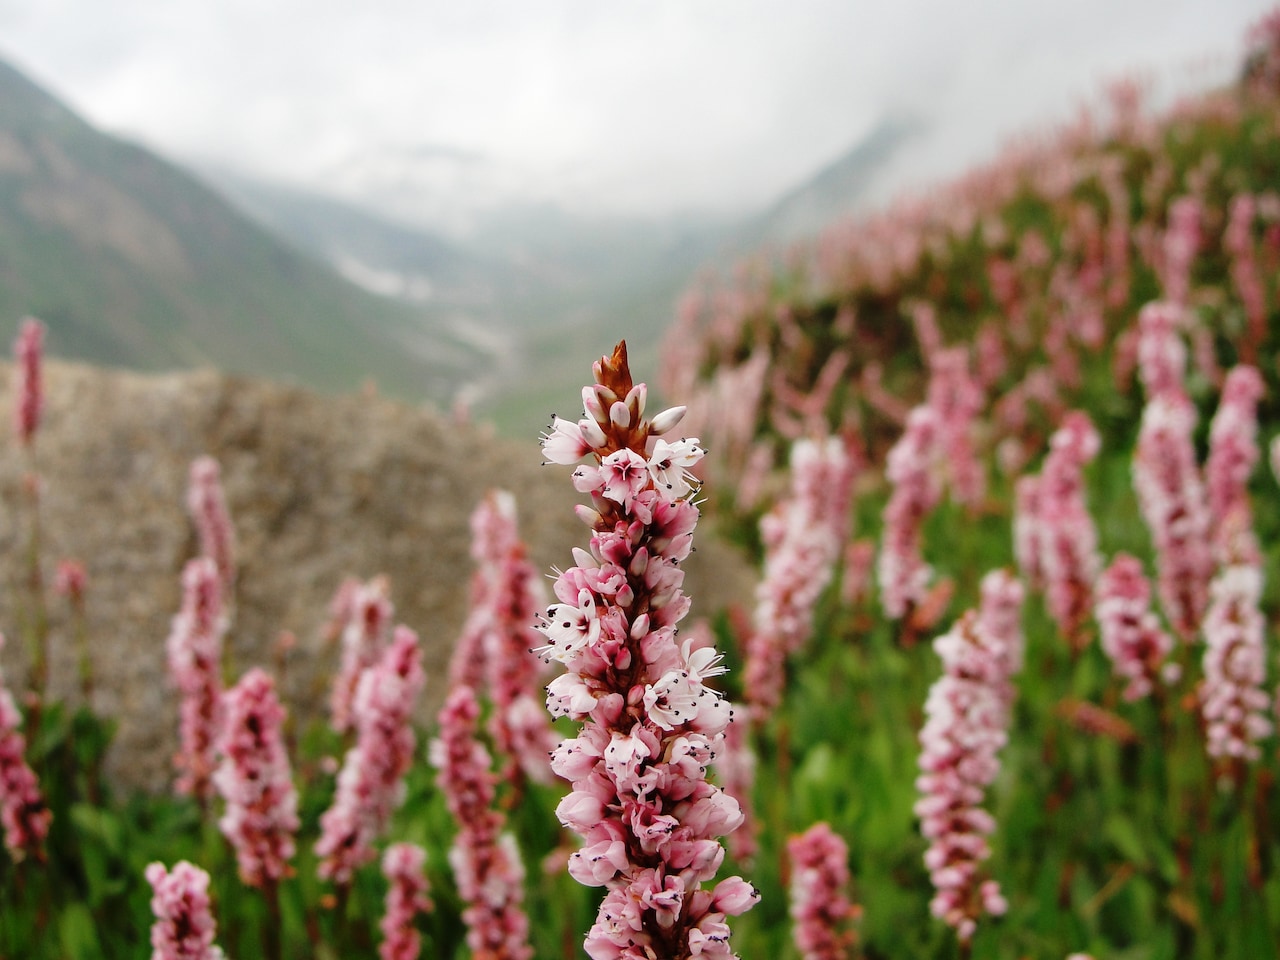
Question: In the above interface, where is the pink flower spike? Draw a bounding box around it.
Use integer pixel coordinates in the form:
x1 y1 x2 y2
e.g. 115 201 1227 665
380 842 433 960
538 342 756 959
214 668 298 888
1095 555 1173 702
1133 393 1212 641
145 860 225 960
430 686 532 960
449 491 556 786
915 570 1023 946
330 576 394 734
1202 541 1271 765
166 557 225 801
878 406 943 620
745 435 857 717
187 456 237 592
1206 365 1264 566
53 558 87 603
1037 411 1102 650
316 625 425 885
788 823 858 960
0 633 50 862
1136 301 1187 399
12 317 43 447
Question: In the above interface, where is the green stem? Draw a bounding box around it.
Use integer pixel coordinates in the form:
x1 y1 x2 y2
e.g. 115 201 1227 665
262 876 283 960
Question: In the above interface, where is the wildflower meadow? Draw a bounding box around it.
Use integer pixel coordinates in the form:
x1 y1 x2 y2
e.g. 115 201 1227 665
10 10 1280 960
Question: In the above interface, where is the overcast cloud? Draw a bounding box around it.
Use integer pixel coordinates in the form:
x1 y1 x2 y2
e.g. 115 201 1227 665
0 1 1273 221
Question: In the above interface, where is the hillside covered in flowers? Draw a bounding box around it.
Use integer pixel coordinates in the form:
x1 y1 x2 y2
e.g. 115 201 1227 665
7 10 1280 960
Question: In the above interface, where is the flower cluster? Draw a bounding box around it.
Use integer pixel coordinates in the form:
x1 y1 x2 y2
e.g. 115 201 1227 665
213 667 298 888
537 342 758 960
187 456 236 593
787 822 858 960
1201 560 1271 763
1160 195 1202 307
450 490 556 785
1205 365 1264 564
316 626 424 885
915 570 1024 944
430 685 531 960
1036 412 1102 649
1133 393 1212 641
878 406 943 620
745 435 857 717
925 346 985 507
329 576 393 734
0 633 50 862
380 842 433 960
1133 304 1211 641
166 557 226 800
1094 555 1174 701
145 860 225 960
12 317 42 447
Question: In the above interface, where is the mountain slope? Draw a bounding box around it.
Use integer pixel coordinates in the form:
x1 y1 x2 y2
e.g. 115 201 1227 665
202 167 737 434
739 115 923 248
0 58 481 404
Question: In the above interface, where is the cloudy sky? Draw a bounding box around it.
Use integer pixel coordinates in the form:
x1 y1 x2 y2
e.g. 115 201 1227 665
0 0 1273 224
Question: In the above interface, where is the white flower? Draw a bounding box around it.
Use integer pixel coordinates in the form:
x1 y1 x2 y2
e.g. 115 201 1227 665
683 641 728 683
535 588 601 663
546 673 597 718
541 416 592 464
647 438 704 500
644 670 700 730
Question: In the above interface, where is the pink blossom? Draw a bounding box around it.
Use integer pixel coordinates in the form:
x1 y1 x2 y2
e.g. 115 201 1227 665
53 558 86 603
915 571 1023 945
380 842 432 960
145 860 225 960
745 436 858 716
11 317 43 447
214 668 298 887
0 633 50 862
878 406 944 620
1133 393 1212 641
926 346 985 507
537 342 757 960
1202 518 1271 763
1205 365 1264 565
330 575 393 734
1136 301 1187 400
1095 555 1174 701
430 686 532 960
1037 412 1102 649
166 557 225 801
449 491 556 785
316 626 424 885
788 823 857 960
186 457 236 592
1160 195 1201 307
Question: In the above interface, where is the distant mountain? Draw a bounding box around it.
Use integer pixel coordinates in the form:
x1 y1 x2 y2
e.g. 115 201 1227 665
202 167 736 435
0 57 482 405
742 116 924 248
196 169 508 313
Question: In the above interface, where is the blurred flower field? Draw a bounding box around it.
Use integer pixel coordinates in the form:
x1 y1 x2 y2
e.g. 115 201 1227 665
8 10 1280 960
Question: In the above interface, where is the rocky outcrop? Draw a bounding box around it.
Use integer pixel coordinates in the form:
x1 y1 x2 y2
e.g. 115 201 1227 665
0 360 755 792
